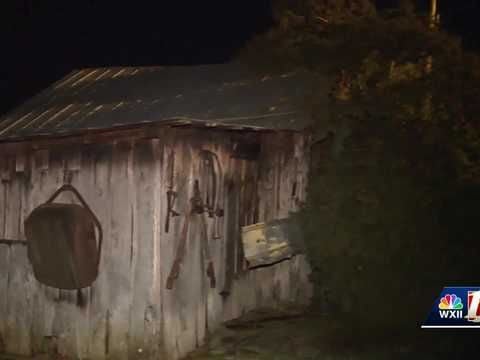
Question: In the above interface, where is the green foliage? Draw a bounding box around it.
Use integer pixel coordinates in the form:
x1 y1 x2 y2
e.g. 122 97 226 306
301 114 480 344
240 2 480 343
272 0 376 25
241 2 480 181
241 6 480 181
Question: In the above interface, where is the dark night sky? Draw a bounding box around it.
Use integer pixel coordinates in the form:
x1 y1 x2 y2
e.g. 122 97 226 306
0 0 478 117
0 1 272 115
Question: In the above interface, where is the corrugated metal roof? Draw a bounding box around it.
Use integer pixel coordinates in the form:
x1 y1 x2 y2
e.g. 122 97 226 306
0 63 317 142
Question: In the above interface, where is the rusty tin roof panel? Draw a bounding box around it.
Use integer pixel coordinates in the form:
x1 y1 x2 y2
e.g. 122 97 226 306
0 63 316 142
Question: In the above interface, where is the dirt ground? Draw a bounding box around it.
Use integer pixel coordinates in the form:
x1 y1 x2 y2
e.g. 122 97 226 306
1 308 476 360
186 308 476 360
187 311 399 360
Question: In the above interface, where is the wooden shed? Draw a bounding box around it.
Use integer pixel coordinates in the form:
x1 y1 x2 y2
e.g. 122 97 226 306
0 63 313 359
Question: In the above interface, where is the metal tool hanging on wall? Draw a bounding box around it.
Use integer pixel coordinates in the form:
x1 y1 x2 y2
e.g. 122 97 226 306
164 149 224 234
199 150 224 239
25 184 103 290
166 180 216 290
165 149 224 290
165 150 180 233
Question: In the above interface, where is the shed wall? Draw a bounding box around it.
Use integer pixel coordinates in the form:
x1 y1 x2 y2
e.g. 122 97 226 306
0 128 311 359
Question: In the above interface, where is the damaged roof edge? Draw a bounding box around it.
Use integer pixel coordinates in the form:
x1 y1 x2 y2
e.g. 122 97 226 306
0 116 305 146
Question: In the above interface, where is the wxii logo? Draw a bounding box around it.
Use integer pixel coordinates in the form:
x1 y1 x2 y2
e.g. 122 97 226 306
438 294 463 319
422 287 480 328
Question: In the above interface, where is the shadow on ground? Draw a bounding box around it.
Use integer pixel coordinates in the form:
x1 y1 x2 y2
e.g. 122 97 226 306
187 307 477 360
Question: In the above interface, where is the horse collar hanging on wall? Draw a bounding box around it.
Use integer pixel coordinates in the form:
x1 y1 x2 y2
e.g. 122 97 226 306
25 184 103 290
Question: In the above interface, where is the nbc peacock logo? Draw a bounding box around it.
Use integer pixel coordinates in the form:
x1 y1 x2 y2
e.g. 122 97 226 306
438 294 463 319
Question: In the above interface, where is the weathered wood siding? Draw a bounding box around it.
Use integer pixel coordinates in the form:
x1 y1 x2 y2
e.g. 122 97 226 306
0 127 311 359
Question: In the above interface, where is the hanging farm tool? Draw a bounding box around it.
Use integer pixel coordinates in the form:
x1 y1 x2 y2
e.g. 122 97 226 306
194 180 216 289
166 179 216 290
199 150 224 239
166 149 226 290
165 150 179 233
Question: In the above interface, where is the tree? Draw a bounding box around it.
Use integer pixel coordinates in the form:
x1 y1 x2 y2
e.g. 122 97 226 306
240 0 480 347
272 0 376 27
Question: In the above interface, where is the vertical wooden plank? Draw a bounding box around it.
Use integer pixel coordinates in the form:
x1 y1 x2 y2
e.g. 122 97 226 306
193 145 208 350
145 138 163 359
5 245 32 356
277 133 296 219
0 253 7 352
175 211 204 356
221 152 242 323
19 152 40 357
2 177 17 355
0 175 9 351
28 149 52 357
206 143 228 334
257 135 276 223
222 177 239 299
159 137 182 360
0 164 5 237
240 159 259 227
86 143 113 360
100 141 132 360
2 178 20 242
128 139 158 358
18 153 32 243
173 141 200 358
4 171 33 356
273 139 282 220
